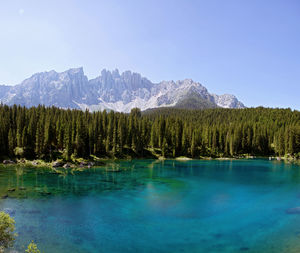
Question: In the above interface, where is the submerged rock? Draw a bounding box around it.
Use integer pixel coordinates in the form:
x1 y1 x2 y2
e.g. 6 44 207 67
286 207 300 214
3 208 15 215
1 194 8 199
240 247 250 251
106 169 121 172
213 233 223 238
27 210 41 214
39 191 52 196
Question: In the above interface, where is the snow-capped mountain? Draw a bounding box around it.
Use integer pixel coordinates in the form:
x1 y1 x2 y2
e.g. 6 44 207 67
0 68 245 112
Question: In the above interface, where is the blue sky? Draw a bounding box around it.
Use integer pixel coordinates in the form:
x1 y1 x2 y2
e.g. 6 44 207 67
0 0 299 109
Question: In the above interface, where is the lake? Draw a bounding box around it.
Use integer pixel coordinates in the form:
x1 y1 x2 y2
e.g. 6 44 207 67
1 159 300 253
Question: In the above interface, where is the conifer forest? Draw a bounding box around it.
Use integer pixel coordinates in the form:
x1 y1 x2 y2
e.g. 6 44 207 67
0 104 300 161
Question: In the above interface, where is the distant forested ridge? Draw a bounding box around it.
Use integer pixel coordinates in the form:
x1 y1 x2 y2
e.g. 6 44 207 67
0 104 300 161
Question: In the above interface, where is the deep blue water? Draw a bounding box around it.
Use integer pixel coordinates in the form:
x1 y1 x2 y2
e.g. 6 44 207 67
1 159 300 252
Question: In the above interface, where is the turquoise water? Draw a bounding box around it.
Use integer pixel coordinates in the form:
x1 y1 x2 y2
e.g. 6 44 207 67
1 159 300 252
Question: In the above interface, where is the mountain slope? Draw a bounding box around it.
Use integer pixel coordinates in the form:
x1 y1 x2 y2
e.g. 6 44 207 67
0 68 245 112
175 91 218 109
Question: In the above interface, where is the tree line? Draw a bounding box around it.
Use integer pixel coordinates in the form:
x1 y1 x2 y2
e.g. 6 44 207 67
0 104 300 160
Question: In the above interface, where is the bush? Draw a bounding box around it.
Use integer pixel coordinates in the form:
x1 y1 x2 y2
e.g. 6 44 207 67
14 147 24 157
26 241 41 253
0 211 17 252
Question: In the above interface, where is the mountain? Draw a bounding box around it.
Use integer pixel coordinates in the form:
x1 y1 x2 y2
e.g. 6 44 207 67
0 68 245 112
174 91 218 109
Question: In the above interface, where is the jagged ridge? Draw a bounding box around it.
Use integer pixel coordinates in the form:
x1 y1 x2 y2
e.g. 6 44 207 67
0 67 245 112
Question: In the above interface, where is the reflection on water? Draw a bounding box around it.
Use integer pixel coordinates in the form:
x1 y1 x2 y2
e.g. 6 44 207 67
1 159 300 252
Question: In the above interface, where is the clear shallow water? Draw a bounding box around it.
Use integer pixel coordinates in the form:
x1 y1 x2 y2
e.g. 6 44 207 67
1 159 300 252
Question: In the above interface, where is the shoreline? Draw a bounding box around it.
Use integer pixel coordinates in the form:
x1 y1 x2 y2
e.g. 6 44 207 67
1 155 299 170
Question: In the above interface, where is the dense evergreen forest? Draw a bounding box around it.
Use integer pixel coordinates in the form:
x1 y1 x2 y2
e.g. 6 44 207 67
0 104 300 161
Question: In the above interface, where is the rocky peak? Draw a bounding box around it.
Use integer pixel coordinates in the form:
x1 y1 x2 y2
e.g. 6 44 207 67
0 67 245 112
213 94 245 108
112 69 120 78
65 67 84 75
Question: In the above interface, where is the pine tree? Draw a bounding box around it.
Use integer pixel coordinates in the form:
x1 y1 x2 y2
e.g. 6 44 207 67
8 128 14 157
191 131 196 158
